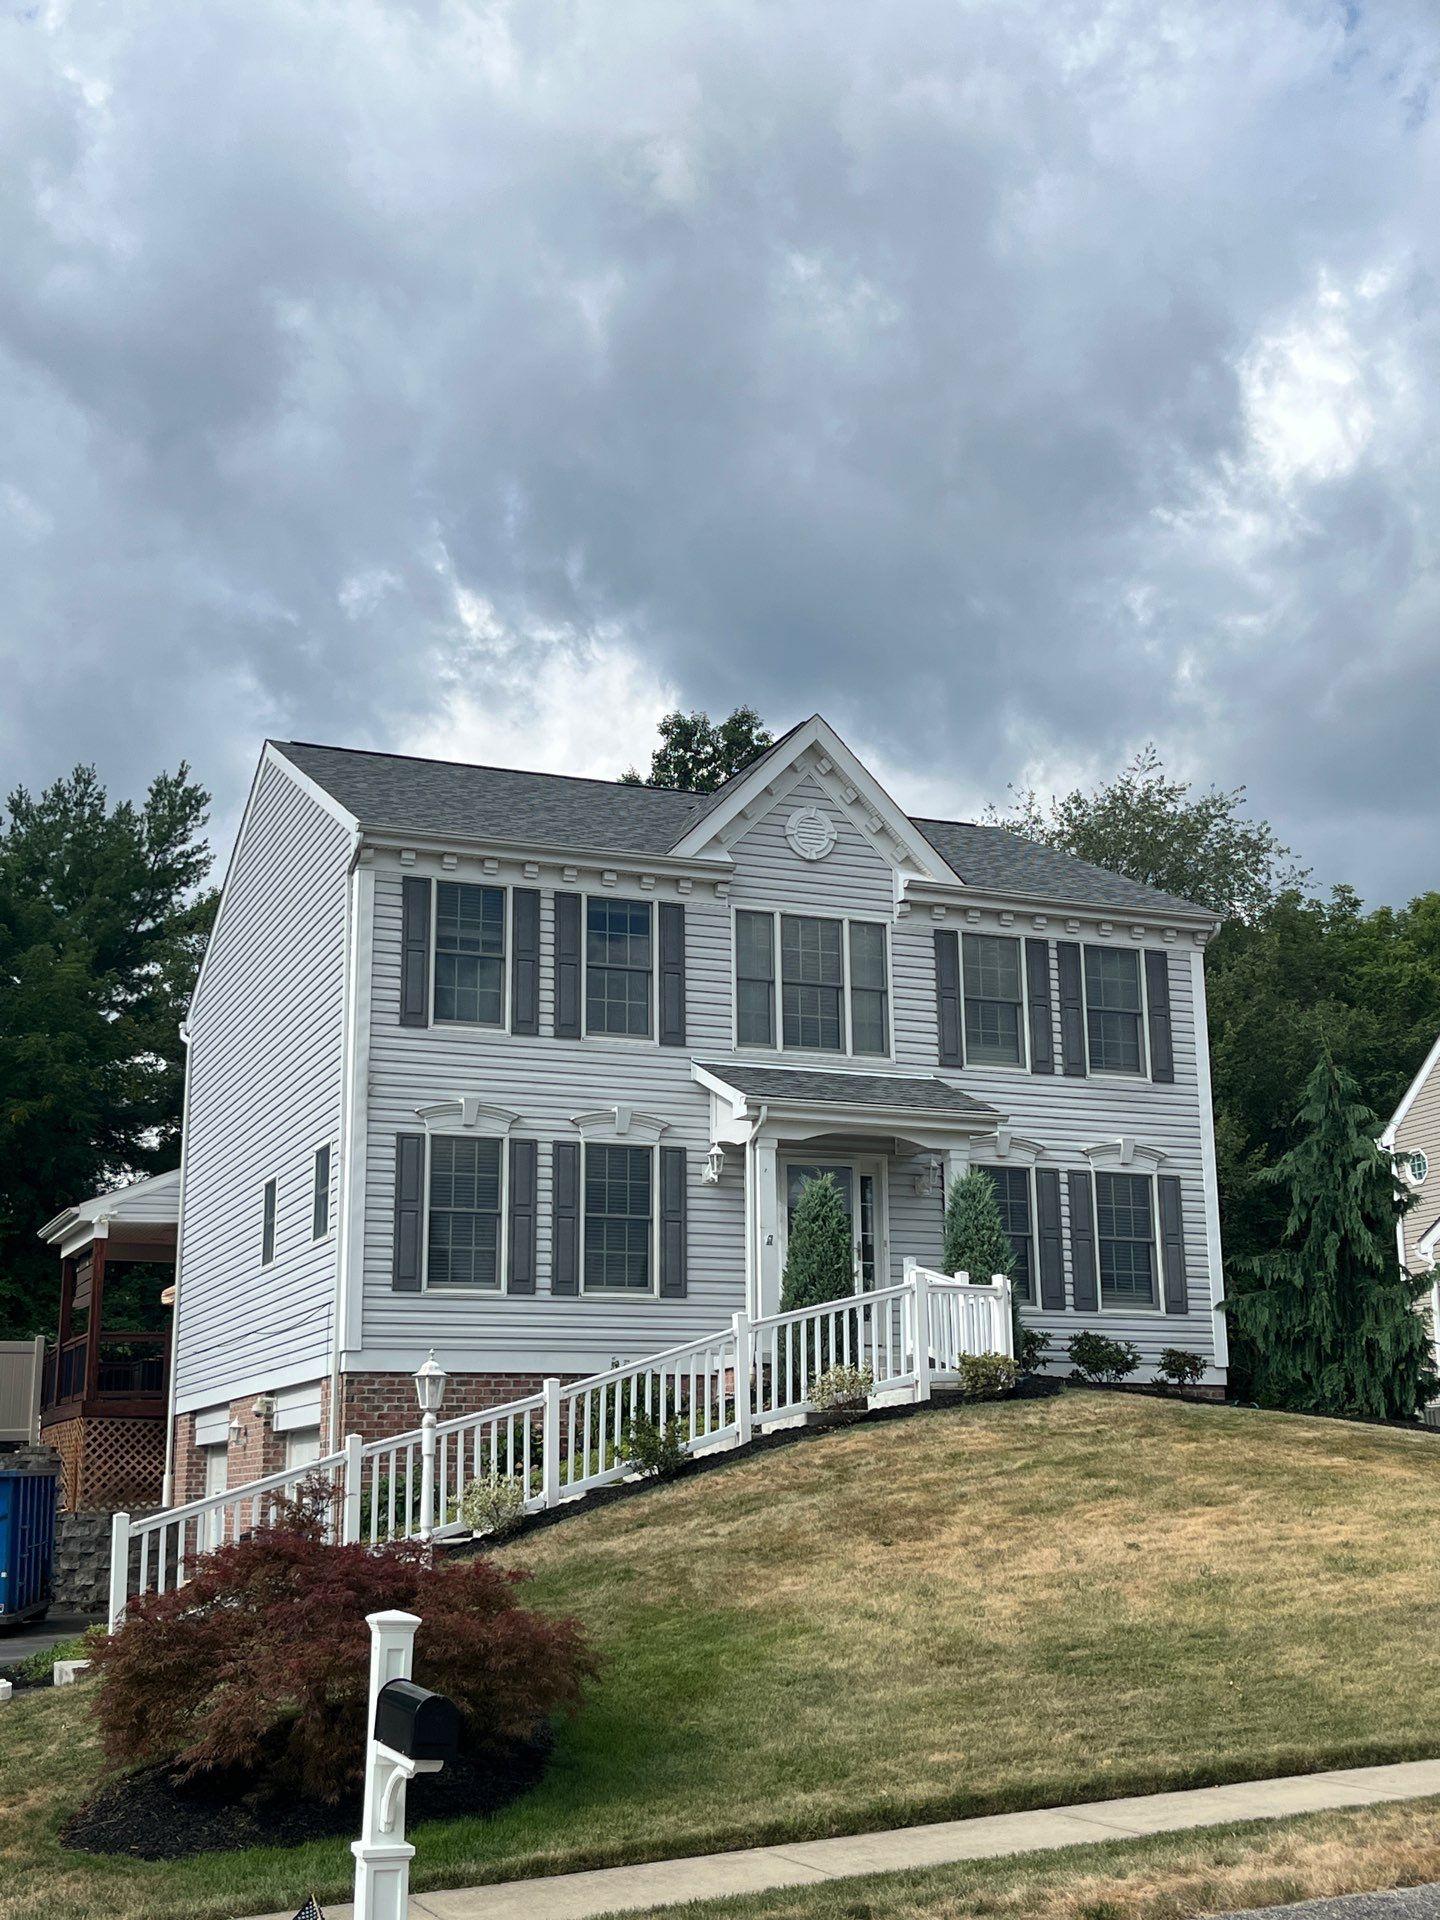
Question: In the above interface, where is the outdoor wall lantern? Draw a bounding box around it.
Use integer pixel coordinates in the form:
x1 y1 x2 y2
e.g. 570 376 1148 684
703 1142 726 1185
912 1155 943 1199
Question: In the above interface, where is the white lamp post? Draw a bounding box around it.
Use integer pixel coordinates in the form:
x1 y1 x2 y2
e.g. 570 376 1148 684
413 1352 447 1540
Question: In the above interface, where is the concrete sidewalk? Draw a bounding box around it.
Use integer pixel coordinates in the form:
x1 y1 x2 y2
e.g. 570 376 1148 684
244 1758 1440 1920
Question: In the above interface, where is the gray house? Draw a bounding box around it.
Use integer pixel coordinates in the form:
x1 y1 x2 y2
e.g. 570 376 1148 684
164 714 1226 1502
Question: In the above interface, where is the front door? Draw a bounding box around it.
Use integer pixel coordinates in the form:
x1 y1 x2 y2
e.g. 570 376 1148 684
781 1157 887 1291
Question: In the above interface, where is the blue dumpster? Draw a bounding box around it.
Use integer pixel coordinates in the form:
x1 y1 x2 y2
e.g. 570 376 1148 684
0 1469 58 1628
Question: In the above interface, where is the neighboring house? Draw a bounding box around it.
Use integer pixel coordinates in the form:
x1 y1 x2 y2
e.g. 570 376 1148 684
162 714 1227 1502
1379 1033 1440 1374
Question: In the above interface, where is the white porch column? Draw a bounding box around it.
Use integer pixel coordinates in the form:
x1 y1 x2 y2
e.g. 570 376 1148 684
754 1139 782 1319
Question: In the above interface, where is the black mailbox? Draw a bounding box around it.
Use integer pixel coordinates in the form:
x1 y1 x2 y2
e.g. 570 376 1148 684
374 1679 460 1763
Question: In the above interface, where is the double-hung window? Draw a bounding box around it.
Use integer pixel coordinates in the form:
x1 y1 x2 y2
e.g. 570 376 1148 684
1095 1171 1156 1308
584 1144 653 1292
434 882 506 1026
738 912 888 1054
586 899 652 1036
977 1165 1033 1302
962 934 1024 1065
427 1136 502 1289
1084 946 1145 1074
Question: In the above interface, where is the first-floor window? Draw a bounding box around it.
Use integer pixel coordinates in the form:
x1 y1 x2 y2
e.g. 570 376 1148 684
312 1143 331 1240
428 1136 502 1289
261 1178 276 1266
781 914 844 1049
1095 1171 1156 1307
977 1165 1033 1302
584 1144 652 1291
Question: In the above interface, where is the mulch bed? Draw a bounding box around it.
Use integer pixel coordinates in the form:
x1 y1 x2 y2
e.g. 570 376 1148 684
60 1728 551 1860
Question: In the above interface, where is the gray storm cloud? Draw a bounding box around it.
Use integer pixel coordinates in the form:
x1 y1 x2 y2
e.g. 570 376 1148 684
2 0 1438 897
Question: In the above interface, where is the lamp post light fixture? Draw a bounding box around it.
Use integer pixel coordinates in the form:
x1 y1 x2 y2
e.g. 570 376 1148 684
413 1352 448 1540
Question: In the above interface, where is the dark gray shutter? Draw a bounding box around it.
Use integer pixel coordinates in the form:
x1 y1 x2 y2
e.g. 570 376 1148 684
553 893 581 1039
511 888 540 1036
659 1145 687 1298
1067 1170 1098 1312
1025 939 1054 1075
658 903 686 1047
1035 1167 1065 1310
392 1134 426 1292
1158 1174 1188 1314
1056 941 1087 1076
934 930 964 1067
507 1139 537 1294
551 1141 580 1294
400 877 431 1027
1145 950 1175 1084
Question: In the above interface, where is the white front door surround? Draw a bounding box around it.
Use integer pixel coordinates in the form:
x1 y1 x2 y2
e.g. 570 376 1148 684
778 1154 888 1294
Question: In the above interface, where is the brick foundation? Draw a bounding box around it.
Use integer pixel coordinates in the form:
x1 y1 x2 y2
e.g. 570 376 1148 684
42 1414 165 1513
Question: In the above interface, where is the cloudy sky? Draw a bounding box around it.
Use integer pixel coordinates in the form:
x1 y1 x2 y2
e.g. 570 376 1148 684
4 0 1438 901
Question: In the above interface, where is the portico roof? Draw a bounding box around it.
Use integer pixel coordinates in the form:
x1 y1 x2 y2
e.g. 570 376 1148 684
694 1062 999 1120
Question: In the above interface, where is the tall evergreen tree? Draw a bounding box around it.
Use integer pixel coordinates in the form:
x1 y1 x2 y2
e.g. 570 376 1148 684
0 764 215 1337
781 1175 854 1310
1225 1049 1437 1419
941 1170 1021 1352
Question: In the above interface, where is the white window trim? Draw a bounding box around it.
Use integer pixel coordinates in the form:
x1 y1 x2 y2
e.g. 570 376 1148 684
1090 1166 1170 1317
260 1176 277 1268
311 1141 334 1242
960 931 1031 1072
420 1129 511 1297
971 1160 1037 1306
729 905 894 1063
779 1152 890 1291
1080 942 1151 1080
580 1138 662 1299
428 876 513 1033
581 890 657 1045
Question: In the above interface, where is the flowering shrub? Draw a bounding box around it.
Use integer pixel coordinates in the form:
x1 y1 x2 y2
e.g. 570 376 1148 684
810 1364 874 1411
1157 1347 1207 1390
956 1351 1019 1399
621 1412 686 1478
89 1517 593 1803
1067 1331 1141 1383
459 1471 528 1539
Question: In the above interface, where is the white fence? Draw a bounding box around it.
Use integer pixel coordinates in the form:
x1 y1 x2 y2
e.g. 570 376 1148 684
109 1263 1012 1627
0 1337 45 1444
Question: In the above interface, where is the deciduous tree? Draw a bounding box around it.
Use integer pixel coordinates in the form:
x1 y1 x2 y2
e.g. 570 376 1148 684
621 707 773 793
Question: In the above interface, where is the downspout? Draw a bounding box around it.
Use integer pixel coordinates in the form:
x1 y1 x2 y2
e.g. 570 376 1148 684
160 1018 194 1507
328 829 365 1453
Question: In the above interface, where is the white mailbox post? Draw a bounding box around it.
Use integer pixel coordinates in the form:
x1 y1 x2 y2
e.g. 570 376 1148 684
353 1609 452 1920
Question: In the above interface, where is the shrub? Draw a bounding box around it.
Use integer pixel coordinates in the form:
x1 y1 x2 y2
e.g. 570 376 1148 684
1157 1347 1207 1390
811 1363 874 1411
621 1412 686 1479
781 1174 855 1310
956 1351 1019 1399
1015 1324 1051 1377
459 1471 528 1539
1067 1331 1141 1384
89 1520 593 1803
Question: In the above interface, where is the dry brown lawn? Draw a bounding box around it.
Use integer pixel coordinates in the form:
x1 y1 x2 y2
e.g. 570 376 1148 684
4 1391 1440 1920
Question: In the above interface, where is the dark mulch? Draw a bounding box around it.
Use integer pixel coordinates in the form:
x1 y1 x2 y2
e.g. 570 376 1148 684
60 1727 551 1860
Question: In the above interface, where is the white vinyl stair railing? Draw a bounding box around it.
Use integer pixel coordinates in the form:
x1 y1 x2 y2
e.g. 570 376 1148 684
108 1262 1014 1626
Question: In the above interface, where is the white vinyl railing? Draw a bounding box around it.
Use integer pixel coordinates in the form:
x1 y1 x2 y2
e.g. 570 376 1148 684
109 1263 1012 1626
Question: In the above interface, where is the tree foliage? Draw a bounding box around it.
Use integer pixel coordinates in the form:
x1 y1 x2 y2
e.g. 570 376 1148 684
941 1170 1016 1283
985 744 1306 923
1224 1051 1437 1419
0 764 215 1336
621 707 773 793
781 1174 854 1310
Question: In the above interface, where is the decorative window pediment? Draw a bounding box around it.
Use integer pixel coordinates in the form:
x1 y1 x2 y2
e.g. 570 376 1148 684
1083 1135 1167 1170
414 1096 520 1137
570 1105 669 1144
968 1128 1046 1166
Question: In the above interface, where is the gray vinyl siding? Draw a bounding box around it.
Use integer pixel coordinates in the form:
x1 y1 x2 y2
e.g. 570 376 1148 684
1394 1059 1440 1274
173 757 351 1412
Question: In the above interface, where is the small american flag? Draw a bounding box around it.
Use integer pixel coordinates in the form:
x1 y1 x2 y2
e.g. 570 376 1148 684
291 1899 325 1920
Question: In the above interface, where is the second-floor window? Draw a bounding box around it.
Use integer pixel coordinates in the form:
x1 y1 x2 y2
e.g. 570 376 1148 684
963 933 1024 1065
434 881 506 1026
1084 946 1145 1074
735 911 889 1055
586 899 652 1036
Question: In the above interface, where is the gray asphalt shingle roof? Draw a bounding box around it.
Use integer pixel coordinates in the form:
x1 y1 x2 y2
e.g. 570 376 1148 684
697 1063 998 1116
273 740 1213 919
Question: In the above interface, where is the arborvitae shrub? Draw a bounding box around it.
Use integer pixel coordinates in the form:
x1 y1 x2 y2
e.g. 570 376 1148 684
89 1515 593 1802
781 1174 855 1309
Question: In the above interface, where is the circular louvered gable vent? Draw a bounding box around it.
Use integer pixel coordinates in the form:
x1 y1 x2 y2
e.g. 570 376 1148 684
786 806 837 861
